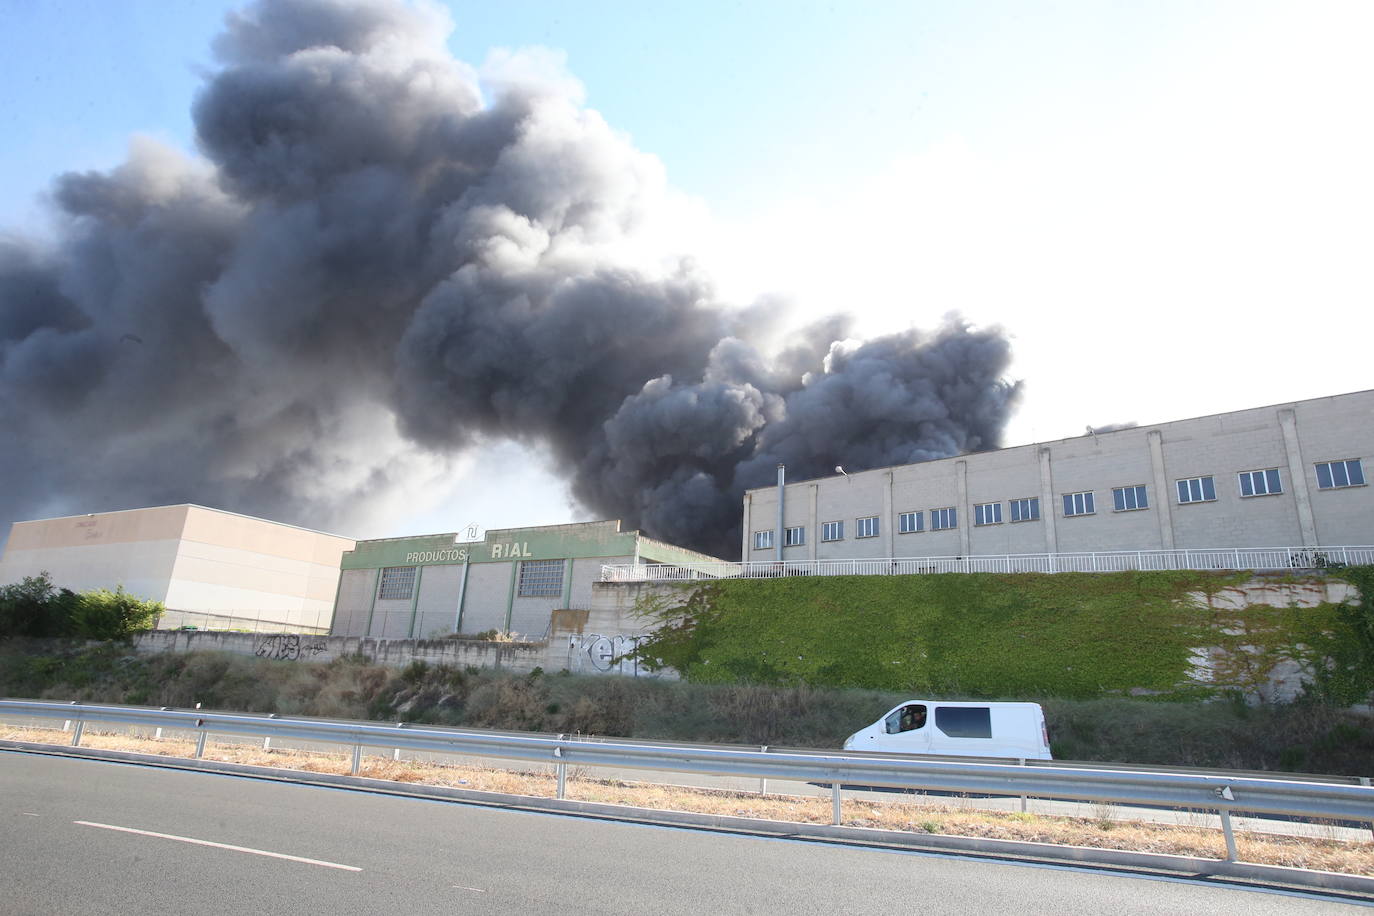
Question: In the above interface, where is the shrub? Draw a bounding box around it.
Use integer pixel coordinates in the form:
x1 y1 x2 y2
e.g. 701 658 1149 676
0 573 161 640
68 587 161 640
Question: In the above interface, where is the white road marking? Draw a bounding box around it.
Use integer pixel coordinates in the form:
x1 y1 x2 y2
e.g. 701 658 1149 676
73 821 362 872
452 885 487 892
22 813 41 817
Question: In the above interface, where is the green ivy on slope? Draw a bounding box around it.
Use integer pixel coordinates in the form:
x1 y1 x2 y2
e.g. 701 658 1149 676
1306 565 1374 705
633 571 1252 699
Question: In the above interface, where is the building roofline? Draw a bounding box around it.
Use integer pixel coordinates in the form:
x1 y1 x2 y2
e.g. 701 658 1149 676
744 388 1374 494
349 519 627 548
8 503 355 542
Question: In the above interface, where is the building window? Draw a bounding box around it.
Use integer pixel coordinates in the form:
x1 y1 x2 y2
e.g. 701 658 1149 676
518 559 564 597
752 530 774 550
930 507 957 530
1176 476 1216 504
784 526 805 547
1315 459 1365 490
856 516 880 538
973 502 1002 526
1062 492 1095 517
378 566 417 601
1238 468 1282 497
898 511 924 534
1112 485 1148 512
1009 497 1039 522
822 520 844 541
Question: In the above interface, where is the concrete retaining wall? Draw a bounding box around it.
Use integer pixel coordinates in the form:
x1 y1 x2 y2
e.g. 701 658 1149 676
132 579 676 678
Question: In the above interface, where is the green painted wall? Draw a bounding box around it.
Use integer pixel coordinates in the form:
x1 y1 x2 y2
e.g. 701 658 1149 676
341 521 642 571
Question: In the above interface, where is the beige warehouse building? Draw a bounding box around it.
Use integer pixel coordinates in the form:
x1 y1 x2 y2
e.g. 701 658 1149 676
742 389 1374 562
0 505 355 632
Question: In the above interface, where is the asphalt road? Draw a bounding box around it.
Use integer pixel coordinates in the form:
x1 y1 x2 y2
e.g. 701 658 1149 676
1 751 1366 915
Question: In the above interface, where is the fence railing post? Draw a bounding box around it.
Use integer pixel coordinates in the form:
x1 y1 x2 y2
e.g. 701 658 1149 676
759 746 768 795
831 782 842 825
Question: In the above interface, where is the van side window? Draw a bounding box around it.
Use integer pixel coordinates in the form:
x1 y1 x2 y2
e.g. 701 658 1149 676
885 704 928 734
934 706 992 738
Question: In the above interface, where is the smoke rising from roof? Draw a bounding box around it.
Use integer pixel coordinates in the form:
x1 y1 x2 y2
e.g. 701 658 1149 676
0 0 1020 559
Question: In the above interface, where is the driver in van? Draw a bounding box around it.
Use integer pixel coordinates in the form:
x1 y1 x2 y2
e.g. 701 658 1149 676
900 705 927 731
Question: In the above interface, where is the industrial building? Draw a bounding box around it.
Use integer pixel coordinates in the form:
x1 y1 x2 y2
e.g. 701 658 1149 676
0 505 355 632
742 390 1374 562
330 520 721 640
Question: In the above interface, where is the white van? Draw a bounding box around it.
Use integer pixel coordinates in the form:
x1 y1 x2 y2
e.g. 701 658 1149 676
843 700 1052 760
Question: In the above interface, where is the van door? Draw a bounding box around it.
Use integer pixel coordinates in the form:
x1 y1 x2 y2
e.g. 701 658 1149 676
880 703 932 754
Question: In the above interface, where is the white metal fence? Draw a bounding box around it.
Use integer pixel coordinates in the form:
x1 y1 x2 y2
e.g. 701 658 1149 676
603 545 1374 582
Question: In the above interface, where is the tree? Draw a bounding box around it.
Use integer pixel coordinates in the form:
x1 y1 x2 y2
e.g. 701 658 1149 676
0 572 161 640
0 573 72 638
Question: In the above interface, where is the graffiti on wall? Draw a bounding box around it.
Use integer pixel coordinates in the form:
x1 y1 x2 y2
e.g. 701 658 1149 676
568 633 656 677
254 634 328 661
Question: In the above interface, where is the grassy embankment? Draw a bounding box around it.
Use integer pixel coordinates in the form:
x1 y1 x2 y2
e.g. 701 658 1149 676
2 640 1371 775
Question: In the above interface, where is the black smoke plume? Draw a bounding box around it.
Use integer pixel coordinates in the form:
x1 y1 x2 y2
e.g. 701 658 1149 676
0 0 1020 559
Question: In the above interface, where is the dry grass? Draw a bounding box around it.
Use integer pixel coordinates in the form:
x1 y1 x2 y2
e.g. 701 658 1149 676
7 724 1372 876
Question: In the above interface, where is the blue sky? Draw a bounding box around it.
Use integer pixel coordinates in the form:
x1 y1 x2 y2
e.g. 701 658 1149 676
4 0 1372 539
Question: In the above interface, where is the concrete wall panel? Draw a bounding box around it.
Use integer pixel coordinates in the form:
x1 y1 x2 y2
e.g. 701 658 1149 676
332 569 375 638
459 563 514 635
413 564 464 639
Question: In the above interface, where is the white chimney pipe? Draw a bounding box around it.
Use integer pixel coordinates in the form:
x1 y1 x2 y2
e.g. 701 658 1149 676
776 463 785 562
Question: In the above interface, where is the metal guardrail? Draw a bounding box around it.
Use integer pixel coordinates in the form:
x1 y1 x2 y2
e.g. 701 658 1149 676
602 545 1374 581
3 700 1372 865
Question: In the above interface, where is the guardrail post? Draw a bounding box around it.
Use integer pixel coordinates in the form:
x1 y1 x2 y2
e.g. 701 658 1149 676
351 743 362 775
759 746 768 795
193 703 208 758
70 719 84 747
1018 759 1028 813
1362 777 1373 841
555 736 567 800
831 782 842 826
1218 808 1238 862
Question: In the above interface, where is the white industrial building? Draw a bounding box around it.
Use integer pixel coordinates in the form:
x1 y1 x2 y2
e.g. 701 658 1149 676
741 390 1374 562
0 505 355 632
330 520 722 640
